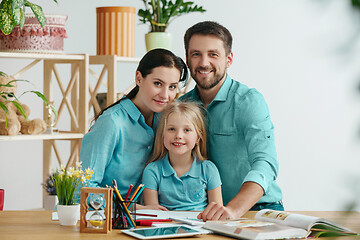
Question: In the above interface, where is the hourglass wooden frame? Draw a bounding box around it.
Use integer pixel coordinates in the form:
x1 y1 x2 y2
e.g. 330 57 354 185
80 187 113 233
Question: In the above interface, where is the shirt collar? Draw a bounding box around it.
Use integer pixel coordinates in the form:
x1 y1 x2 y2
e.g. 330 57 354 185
161 155 200 178
192 74 232 104
120 98 142 122
212 74 232 102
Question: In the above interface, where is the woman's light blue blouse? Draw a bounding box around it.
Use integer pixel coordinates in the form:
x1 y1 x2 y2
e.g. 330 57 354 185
80 98 157 195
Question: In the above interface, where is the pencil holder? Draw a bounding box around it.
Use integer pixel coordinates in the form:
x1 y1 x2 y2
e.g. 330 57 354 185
112 198 137 229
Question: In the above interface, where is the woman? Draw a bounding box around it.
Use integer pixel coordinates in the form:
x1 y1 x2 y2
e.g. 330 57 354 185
79 49 188 209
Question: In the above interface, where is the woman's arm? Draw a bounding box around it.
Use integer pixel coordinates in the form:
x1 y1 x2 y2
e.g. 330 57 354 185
207 185 223 205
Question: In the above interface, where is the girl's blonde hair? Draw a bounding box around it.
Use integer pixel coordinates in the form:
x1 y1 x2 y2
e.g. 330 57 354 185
149 101 207 163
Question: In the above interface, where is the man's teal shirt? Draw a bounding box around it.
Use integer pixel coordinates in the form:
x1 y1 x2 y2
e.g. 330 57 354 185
181 75 282 205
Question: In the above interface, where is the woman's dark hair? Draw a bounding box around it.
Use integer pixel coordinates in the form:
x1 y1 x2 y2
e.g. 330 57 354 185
94 48 188 122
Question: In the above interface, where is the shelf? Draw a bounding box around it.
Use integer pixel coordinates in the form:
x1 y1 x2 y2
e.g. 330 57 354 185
0 52 86 60
89 55 141 64
0 132 84 141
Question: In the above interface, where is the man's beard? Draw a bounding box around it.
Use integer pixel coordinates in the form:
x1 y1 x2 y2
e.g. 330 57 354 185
192 67 226 90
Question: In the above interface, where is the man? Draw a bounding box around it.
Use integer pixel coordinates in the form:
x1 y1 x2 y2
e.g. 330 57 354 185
181 21 283 220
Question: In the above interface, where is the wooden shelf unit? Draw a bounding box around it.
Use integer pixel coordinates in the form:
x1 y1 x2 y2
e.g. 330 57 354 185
0 52 89 208
1 52 144 209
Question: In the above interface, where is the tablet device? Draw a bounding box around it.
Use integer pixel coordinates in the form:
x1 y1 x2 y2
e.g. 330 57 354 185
121 225 207 239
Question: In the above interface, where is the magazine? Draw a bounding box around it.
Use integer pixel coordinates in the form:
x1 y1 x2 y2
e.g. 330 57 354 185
203 209 358 239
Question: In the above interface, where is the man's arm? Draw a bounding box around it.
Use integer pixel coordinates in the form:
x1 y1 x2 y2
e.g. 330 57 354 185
198 181 263 221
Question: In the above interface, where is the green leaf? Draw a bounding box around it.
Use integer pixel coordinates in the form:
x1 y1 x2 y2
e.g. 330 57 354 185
0 0 16 35
24 1 46 27
0 102 9 115
12 0 26 9
12 101 28 120
0 71 7 77
19 8 25 29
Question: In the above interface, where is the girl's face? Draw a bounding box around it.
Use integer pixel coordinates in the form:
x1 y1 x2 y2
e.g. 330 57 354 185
134 66 180 114
163 112 199 158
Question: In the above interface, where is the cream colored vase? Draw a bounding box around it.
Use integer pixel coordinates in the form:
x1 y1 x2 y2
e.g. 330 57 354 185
145 32 172 52
57 204 80 226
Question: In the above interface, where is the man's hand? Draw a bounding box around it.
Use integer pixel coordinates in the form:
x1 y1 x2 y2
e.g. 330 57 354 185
197 202 237 221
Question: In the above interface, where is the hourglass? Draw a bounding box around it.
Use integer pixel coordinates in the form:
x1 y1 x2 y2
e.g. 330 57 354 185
89 194 105 228
80 187 113 233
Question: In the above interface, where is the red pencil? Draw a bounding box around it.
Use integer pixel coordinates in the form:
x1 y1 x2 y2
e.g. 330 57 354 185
124 184 133 201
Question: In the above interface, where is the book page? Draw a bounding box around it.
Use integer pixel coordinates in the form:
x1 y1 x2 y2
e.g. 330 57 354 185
255 209 319 230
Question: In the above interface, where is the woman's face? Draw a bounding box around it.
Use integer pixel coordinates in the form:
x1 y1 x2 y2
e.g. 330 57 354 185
134 66 180 114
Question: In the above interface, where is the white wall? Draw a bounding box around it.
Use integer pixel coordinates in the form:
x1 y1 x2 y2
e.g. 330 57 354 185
1 0 360 211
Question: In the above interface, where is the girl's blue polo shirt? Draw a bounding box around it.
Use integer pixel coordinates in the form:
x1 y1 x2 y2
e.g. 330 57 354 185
80 98 157 196
142 155 222 211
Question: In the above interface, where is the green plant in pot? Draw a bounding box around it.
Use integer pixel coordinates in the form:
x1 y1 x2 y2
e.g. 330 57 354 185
52 163 94 226
0 71 58 135
138 0 206 51
0 0 58 35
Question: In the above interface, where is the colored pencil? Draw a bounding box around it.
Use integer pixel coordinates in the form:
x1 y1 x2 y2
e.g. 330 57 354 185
130 212 158 217
124 184 133 201
128 185 145 209
112 180 136 227
126 184 143 207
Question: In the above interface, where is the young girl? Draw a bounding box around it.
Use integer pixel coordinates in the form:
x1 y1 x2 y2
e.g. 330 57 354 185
80 49 187 209
142 101 222 211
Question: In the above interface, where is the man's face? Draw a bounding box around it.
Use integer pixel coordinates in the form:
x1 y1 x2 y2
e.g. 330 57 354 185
186 34 233 90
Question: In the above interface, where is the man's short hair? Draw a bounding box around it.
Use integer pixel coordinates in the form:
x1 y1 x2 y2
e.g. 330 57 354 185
184 21 233 56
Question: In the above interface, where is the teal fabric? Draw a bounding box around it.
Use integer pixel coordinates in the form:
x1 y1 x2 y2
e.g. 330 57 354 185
142 155 222 211
80 98 158 196
180 75 282 205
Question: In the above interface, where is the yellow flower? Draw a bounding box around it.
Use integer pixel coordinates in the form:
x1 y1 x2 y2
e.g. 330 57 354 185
81 176 86 183
76 161 82 170
85 168 94 175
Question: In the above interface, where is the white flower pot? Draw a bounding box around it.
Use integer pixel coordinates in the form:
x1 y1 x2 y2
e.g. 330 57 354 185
145 32 172 52
44 195 58 211
57 204 80 226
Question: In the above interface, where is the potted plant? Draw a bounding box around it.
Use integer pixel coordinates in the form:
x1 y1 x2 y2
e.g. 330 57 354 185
138 0 206 51
42 172 58 210
0 71 58 135
52 162 94 226
0 0 68 53
0 0 58 35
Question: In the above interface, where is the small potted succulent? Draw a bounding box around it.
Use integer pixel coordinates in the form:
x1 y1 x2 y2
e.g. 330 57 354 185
138 0 206 51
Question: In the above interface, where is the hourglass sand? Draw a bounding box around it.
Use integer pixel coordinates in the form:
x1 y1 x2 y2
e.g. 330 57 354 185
80 187 113 233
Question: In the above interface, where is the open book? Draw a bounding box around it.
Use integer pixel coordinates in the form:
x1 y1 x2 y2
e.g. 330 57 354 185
203 209 358 239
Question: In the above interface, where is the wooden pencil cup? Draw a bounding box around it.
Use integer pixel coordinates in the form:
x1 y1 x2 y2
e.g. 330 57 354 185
80 187 113 233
